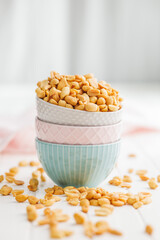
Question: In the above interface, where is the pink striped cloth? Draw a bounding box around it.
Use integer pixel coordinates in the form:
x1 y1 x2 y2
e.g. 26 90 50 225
0 104 159 154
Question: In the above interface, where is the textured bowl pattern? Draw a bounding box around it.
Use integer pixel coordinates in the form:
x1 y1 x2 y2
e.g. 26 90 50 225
36 97 122 126
35 139 120 188
36 118 122 145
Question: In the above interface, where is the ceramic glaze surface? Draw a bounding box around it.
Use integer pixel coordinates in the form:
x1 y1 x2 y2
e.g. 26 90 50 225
35 139 121 188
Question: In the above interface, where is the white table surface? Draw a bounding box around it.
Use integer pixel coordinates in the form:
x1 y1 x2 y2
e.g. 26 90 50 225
0 83 160 239
0 132 160 240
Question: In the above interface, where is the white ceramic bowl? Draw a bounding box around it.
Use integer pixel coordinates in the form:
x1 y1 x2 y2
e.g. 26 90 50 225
36 97 122 126
35 117 122 145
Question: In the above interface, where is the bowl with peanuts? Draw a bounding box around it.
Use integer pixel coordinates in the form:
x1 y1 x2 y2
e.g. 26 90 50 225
35 72 123 126
35 71 123 187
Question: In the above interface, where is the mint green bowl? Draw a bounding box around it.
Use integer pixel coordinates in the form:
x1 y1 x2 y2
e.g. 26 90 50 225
36 138 120 188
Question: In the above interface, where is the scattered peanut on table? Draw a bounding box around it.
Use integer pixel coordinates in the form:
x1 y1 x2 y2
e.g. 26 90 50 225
0 158 159 239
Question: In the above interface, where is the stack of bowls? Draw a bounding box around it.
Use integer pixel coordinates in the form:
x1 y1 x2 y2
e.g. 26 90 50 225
35 97 122 188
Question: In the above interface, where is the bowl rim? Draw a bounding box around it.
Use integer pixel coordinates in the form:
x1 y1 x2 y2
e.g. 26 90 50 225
35 137 121 147
36 96 123 114
36 117 122 129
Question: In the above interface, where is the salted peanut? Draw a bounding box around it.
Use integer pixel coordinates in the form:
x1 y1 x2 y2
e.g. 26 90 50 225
15 194 28 202
69 81 80 89
49 98 58 105
35 204 44 209
26 205 37 222
97 97 105 105
5 172 16 177
133 201 143 209
101 106 108 112
111 200 124 207
82 85 92 92
68 198 79 206
19 160 28 167
95 207 112 217
14 179 24 185
35 88 45 98
128 153 136 158
86 190 97 200
84 73 94 79
80 192 88 200
101 204 114 213
65 103 73 109
44 208 51 216
87 89 100 97
29 178 39 186
89 96 97 104
80 199 90 213
0 175 4 183
10 167 19 175
99 104 106 110
58 99 66 107
139 175 149 181
98 198 110 206
107 228 122 236
54 189 64 195
40 199 55 207
145 225 153 235
123 175 132 183
65 96 77 106
75 74 85 81
45 187 54 194
93 193 101 200
108 105 119 111
88 78 98 89
127 196 139 205
50 78 59 86
85 103 98 112
105 96 113 105
56 214 70 222
0 185 12 195
38 218 50 225
128 168 134 173
120 183 131 188
74 213 85 224
57 78 68 90
141 197 152 205
148 178 158 189
109 177 122 186
41 174 46 182
84 221 95 238
136 170 147 176
32 170 39 179
12 189 24 197
6 176 14 183
90 199 99 206
30 161 40 167
75 104 85 110
37 167 44 174
28 185 38 192
95 221 109 235
100 88 108 96
39 80 51 91
53 196 61 202
157 175 160 182
60 86 70 99
77 187 86 193
50 227 72 239
45 193 54 200
28 196 39 205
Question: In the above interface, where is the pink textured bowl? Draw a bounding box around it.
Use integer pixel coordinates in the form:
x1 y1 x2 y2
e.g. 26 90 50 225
35 118 122 145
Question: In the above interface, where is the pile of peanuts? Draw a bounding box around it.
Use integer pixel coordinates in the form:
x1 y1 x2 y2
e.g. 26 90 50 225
0 159 159 238
35 71 123 112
